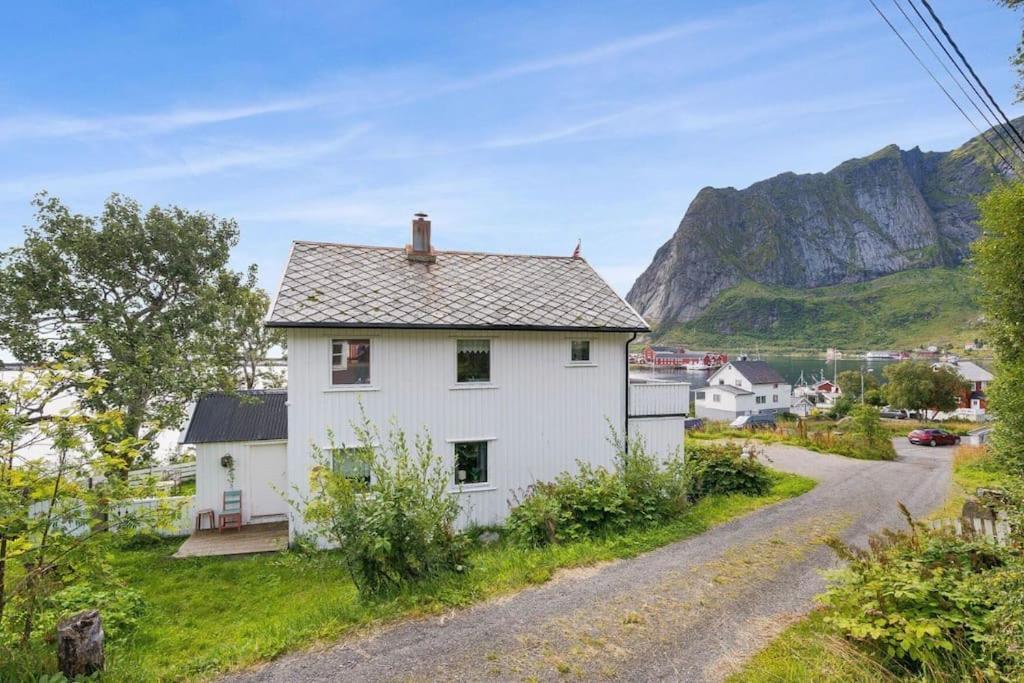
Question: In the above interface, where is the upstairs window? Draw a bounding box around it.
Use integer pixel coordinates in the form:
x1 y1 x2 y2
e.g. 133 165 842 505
457 339 490 383
772 394 779 402
331 447 371 485
454 441 488 485
331 339 371 385
570 340 591 362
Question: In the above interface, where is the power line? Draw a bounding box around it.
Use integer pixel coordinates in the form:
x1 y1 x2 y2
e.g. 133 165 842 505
866 0 1019 175
893 0 1024 160
918 0 1024 150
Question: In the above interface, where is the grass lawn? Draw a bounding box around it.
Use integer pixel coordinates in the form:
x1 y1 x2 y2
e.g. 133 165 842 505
727 611 900 682
730 445 1010 682
66 471 816 682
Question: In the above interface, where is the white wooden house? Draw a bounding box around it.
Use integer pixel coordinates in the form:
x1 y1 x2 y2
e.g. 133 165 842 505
183 215 689 537
694 360 792 421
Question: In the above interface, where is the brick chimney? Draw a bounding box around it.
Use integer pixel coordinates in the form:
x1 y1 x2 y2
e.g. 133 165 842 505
406 212 436 263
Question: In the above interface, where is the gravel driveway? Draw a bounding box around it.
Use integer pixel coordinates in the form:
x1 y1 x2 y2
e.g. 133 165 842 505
225 438 952 683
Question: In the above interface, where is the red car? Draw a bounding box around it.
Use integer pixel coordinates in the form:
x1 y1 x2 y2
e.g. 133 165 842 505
908 428 961 447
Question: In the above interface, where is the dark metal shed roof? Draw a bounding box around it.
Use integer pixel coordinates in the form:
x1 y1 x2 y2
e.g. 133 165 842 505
182 390 288 444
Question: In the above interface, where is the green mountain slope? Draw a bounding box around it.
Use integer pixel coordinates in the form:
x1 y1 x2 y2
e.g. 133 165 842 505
656 266 981 351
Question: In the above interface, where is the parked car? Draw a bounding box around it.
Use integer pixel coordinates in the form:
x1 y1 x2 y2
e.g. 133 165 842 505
880 407 912 420
908 428 961 447
683 417 704 431
730 414 776 429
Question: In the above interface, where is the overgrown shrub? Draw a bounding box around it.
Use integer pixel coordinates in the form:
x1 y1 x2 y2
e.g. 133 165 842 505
39 583 146 642
301 416 467 595
506 436 688 546
827 396 855 420
837 405 897 461
822 509 1024 679
683 443 773 499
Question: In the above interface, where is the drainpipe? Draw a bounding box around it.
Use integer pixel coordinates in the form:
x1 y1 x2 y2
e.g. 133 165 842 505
624 332 638 445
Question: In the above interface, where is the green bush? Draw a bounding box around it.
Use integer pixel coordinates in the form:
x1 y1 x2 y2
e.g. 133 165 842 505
822 517 1024 679
507 437 688 546
302 416 467 596
683 443 773 499
42 583 146 642
836 404 897 461
828 396 855 419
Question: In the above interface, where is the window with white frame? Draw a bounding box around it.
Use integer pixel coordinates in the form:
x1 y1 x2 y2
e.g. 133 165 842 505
756 395 767 404
695 391 706 400
331 339 371 385
712 393 721 403
454 441 488 485
330 447 371 484
570 340 591 362
772 394 779 402
457 339 491 383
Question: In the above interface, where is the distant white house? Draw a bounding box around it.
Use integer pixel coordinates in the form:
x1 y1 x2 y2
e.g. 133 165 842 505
183 214 690 535
695 360 792 422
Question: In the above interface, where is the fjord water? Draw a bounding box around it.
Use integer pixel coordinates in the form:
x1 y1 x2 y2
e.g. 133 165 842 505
630 355 899 391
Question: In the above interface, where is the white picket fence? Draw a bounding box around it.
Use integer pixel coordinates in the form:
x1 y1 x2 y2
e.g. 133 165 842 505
28 495 196 538
929 513 1011 545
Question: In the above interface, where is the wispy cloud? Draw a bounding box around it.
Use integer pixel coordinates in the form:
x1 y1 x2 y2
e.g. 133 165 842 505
0 125 369 198
0 14 728 144
0 94 333 142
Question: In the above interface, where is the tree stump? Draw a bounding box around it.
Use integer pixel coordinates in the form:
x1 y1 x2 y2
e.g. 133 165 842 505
57 609 104 678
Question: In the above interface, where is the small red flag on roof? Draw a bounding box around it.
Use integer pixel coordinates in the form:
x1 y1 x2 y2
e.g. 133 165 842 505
572 239 581 259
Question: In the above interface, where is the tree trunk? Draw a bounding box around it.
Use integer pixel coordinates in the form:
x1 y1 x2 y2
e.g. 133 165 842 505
57 610 104 678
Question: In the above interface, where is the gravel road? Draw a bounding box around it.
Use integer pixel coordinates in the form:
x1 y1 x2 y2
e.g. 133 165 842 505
225 438 952 683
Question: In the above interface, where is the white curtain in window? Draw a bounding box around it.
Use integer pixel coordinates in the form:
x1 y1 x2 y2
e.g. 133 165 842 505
458 339 490 354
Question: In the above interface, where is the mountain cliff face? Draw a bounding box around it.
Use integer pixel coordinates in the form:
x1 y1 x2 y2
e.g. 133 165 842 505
626 123 1014 332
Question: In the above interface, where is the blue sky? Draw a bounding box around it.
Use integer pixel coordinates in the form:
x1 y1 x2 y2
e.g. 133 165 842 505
1 1 1021 295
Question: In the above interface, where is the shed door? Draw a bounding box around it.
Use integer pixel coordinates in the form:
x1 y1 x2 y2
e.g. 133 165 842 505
248 443 288 520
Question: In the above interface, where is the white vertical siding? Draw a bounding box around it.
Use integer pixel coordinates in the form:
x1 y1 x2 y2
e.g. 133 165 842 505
195 440 288 526
631 417 686 460
286 328 631 532
629 382 689 416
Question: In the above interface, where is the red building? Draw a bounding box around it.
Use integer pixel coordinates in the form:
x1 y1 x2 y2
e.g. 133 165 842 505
642 344 728 370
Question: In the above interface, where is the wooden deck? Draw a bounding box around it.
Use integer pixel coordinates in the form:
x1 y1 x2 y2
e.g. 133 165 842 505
173 521 289 558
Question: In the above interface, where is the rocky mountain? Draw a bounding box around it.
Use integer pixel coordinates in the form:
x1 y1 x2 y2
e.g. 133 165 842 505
626 121 1017 342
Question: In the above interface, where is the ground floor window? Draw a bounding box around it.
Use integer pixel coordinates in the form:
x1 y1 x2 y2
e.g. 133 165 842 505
712 393 721 403
756 395 767 404
331 447 371 484
454 441 488 485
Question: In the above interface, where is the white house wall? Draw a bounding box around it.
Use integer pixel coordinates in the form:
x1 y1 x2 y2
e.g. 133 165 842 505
286 328 633 533
631 417 686 461
195 440 288 526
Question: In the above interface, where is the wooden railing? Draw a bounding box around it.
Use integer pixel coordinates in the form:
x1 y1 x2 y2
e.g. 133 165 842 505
629 382 690 417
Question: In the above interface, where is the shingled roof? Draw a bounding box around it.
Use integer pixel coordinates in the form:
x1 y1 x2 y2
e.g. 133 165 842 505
266 241 649 332
727 360 788 385
182 390 288 444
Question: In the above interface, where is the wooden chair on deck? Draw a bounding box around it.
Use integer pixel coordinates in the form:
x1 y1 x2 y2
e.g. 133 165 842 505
219 490 242 532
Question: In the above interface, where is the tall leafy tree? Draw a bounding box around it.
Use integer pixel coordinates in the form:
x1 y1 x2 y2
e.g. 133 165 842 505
975 183 1024 471
0 193 247 466
836 369 879 401
213 266 287 390
883 361 968 420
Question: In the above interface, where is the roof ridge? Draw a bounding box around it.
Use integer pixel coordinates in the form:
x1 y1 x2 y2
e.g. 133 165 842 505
292 240 585 261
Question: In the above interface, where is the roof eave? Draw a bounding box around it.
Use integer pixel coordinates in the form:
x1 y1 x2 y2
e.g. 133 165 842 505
265 320 650 333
